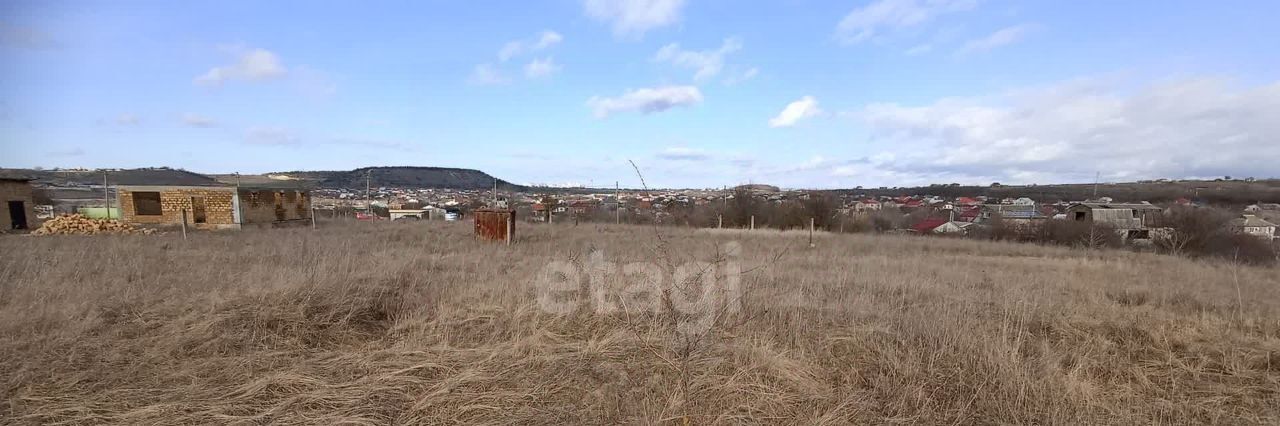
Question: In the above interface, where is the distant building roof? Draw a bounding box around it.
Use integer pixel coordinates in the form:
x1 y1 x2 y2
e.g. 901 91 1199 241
1072 202 1163 211
1234 215 1277 228
912 218 949 233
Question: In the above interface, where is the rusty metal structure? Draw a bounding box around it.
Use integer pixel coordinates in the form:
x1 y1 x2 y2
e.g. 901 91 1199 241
473 209 515 243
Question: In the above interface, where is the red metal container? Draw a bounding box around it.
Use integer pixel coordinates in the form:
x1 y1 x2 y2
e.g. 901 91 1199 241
473 209 515 243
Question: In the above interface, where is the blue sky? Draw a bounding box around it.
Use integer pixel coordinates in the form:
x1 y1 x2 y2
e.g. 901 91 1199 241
2 0 1278 188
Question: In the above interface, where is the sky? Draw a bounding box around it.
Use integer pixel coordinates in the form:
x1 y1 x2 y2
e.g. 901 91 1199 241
2 0 1278 189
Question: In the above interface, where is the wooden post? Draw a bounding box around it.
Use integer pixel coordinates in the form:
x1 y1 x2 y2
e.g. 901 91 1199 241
809 217 815 247
718 214 722 229
506 214 513 246
180 208 188 241
750 215 755 230
311 207 317 230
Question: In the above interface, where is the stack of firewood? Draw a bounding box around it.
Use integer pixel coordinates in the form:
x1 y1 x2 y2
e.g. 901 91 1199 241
31 214 155 235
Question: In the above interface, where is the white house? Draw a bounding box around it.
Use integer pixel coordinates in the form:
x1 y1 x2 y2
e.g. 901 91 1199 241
933 221 975 235
1233 215 1277 239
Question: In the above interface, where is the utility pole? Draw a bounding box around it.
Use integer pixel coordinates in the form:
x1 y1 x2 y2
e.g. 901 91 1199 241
365 169 371 211
101 170 110 219
615 181 620 224
234 172 242 226
1093 171 1100 199
492 178 498 207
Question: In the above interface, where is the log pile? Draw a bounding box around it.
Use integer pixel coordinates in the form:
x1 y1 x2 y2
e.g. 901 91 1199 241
32 214 155 236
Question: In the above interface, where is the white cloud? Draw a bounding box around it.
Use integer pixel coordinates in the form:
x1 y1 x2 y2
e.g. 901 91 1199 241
468 63 511 85
768 96 823 128
245 126 300 146
584 0 686 38
586 85 703 118
535 31 564 50
479 31 563 84
835 0 977 44
852 78 1280 183
723 67 759 85
657 147 710 161
181 113 217 128
957 23 1035 55
115 113 140 126
524 57 561 79
194 47 287 86
653 38 743 81
498 30 563 62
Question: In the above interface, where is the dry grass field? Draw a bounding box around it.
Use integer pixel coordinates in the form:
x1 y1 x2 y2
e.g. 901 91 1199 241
2 220 1279 424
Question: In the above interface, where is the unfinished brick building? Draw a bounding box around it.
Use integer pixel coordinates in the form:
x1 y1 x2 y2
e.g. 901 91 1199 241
117 183 312 230
1 177 37 231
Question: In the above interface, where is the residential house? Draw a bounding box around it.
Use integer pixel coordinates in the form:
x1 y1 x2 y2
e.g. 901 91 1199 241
1232 215 1277 240
931 220 975 235
978 204 1042 223
568 200 599 215
854 199 881 213
911 217 950 234
1065 202 1165 241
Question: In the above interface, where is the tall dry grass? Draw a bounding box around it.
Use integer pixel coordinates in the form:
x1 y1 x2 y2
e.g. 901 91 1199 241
1 220 1278 424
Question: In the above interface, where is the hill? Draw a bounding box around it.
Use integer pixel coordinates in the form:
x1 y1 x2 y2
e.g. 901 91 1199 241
271 166 526 191
0 167 221 186
734 183 781 193
1 166 526 191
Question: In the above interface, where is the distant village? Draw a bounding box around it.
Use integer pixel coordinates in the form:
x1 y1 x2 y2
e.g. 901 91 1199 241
2 168 1276 263
306 184 1278 247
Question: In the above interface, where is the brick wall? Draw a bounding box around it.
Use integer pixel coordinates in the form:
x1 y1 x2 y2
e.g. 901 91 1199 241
238 190 312 224
0 180 36 230
119 188 235 229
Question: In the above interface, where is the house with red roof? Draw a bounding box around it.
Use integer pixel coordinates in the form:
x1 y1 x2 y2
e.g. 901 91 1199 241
911 217 950 233
957 207 981 222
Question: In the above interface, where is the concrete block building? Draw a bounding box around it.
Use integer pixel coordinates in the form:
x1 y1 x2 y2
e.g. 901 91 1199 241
1 177 37 231
117 182 312 230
